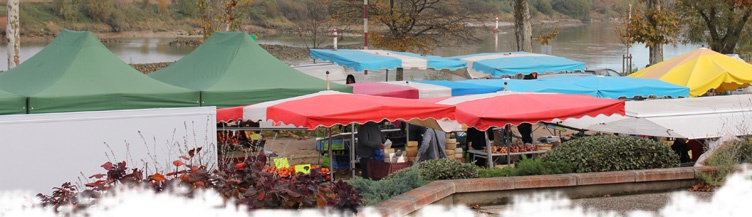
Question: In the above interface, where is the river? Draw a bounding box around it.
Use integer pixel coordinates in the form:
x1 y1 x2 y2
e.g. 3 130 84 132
0 22 703 75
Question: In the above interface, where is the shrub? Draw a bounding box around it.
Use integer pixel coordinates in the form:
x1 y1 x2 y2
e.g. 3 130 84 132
700 138 752 186
82 0 114 22
38 149 362 213
513 156 573 176
383 158 478 181
476 156 572 178
419 158 479 180
348 166 427 205
541 135 679 173
551 0 590 20
478 167 514 178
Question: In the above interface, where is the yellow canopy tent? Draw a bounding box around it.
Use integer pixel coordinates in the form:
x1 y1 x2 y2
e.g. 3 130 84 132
630 48 752 97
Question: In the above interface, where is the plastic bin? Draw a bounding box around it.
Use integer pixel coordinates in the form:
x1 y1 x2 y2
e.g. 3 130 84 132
316 138 349 151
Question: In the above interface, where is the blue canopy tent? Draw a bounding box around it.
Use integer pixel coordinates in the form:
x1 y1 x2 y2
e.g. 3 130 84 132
457 79 598 96
451 51 586 78
412 80 503 96
310 49 466 71
537 76 689 99
309 49 469 79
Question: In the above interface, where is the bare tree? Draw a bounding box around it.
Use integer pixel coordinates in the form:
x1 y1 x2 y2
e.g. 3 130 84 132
513 0 532 52
7 0 19 69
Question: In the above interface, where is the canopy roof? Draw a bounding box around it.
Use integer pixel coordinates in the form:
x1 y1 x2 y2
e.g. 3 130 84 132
556 94 752 139
150 32 351 108
412 80 503 96
310 49 467 72
0 90 25 115
349 82 419 99
630 48 752 97
457 79 597 96
537 75 689 99
435 91 625 131
216 90 455 129
451 52 586 78
0 30 199 114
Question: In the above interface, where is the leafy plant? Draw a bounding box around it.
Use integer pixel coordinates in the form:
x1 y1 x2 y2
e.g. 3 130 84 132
476 156 572 178
37 148 362 213
419 158 479 180
699 138 752 187
348 166 428 205
541 135 679 173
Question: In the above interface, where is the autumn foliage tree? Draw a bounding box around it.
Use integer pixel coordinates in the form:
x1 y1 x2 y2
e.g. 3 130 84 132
623 0 679 65
197 0 256 42
675 0 752 54
350 0 484 54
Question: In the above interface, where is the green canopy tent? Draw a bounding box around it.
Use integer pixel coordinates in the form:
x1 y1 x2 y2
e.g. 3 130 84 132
0 89 25 115
149 32 352 108
0 30 200 114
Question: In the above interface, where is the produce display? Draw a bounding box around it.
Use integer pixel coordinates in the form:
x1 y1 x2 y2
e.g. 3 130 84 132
263 165 331 179
489 144 542 154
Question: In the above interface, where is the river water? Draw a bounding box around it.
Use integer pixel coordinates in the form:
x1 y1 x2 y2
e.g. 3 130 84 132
0 22 703 75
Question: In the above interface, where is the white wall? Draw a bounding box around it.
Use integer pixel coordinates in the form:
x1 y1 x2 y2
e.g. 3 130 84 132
0 107 217 194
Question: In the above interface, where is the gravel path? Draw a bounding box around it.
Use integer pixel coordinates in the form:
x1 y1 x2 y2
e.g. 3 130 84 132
478 190 714 216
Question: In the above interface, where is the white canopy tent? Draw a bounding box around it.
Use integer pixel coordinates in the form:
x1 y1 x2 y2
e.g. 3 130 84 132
555 94 752 139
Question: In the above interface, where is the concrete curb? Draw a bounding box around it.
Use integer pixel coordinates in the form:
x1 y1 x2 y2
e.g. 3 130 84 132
367 166 723 217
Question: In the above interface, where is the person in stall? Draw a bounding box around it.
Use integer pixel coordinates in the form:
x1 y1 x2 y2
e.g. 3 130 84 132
356 121 385 179
416 127 447 162
467 127 494 167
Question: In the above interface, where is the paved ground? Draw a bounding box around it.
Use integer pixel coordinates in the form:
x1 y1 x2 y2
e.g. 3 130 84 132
477 190 714 216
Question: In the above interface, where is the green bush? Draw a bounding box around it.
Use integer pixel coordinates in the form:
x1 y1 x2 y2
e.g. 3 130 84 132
82 0 113 22
348 166 428 205
383 158 479 181
700 138 752 186
541 135 679 173
513 156 573 176
422 158 479 180
478 166 514 178
534 0 554 16
551 0 590 20
477 156 572 178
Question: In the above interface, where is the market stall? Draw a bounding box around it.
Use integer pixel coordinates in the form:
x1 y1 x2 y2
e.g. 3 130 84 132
216 90 455 179
537 75 690 99
0 30 200 114
310 49 468 78
429 91 626 167
450 51 586 78
630 48 752 97
349 82 419 99
150 32 351 108
557 94 752 140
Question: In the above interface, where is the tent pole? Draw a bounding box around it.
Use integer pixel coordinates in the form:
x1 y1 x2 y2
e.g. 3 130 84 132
328 127 335 181
386 69 389 82
485 128 493 168
350 123 356 178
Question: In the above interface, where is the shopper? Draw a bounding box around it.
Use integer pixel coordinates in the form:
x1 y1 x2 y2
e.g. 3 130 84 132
416 128 447 162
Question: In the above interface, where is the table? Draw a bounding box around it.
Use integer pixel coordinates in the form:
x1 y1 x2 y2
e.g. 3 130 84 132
367 159 412 180
467 149 549 167
315 128 402 177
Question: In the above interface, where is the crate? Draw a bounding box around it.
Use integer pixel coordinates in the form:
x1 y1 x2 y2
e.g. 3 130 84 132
323 160 350 170
316 138 349 151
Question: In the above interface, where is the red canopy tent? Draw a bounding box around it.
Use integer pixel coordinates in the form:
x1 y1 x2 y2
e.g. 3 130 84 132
433 91 625 167
216 90 455 179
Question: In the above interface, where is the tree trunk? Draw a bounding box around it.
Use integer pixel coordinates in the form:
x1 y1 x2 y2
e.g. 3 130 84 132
7 0 19 70
646 0 662 66
648 44 663 67
513 0 532 52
